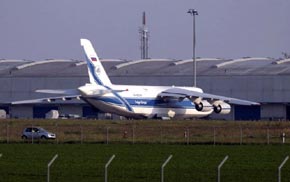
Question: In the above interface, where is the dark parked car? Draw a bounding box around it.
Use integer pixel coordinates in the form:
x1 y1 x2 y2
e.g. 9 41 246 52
21 127 56 139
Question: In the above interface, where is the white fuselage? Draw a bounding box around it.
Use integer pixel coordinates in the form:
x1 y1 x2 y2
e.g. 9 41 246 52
78 84 213 119
13 39 255 120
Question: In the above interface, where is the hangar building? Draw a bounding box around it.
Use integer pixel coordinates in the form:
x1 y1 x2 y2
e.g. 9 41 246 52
0 57 290 120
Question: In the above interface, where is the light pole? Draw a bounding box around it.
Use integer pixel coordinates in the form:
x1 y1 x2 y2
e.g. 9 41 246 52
187 9 198 87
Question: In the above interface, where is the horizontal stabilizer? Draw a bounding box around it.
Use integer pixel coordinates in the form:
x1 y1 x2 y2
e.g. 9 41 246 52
78 84 127 97
36 89 80 95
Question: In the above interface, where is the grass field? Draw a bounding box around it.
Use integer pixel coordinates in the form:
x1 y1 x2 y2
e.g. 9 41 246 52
1 119 290 144
1 144 290 182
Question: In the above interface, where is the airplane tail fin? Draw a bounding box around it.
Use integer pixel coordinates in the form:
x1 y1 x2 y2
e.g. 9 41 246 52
80 39 112 86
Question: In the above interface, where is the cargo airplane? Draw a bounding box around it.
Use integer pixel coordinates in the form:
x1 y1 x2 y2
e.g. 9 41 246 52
13 39 259 119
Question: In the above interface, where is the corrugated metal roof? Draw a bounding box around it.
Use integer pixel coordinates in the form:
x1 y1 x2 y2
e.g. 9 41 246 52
0 60 31 69
272 58 290 65
113 59 170 70
172 58 222 66
213 57 271 68
0 59 29 64
0 57 289 76
16 59 74 70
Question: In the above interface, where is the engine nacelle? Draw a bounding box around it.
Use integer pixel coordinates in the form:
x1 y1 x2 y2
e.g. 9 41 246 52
212 101 231 114
194 100 212 112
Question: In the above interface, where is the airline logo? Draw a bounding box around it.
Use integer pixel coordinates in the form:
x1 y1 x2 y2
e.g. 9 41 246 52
91 57 97 61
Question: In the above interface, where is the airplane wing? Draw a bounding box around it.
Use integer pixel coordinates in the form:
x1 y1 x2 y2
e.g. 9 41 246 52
11 89 82 104
11 95 82 105
36 89 80 95
158 87 259 105
11 87 127 105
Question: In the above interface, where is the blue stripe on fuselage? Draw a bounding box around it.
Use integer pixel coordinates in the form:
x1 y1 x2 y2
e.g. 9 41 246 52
90 97 214 109
103 85 133 111
85 56 133 111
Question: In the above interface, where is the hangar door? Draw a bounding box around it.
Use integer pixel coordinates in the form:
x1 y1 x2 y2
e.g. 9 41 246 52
286 106 290 120
234 105 261 120
83 106 99 119
33 106 58 118
0 106 9 114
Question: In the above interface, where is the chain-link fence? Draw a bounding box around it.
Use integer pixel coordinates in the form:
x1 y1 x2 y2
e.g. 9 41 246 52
1 120 290 145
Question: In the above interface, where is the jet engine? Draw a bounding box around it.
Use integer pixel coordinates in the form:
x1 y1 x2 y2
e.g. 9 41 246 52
212 101 231 114
194 100 212 112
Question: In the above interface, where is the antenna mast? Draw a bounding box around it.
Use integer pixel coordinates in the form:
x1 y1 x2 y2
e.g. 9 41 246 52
139 11 149 59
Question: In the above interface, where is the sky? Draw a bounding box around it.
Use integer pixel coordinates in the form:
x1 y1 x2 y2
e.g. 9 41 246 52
0 0 289 61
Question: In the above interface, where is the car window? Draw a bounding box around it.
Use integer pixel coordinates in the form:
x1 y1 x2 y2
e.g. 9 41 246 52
38 128 46 132
32 128 39 132
25 128 32 132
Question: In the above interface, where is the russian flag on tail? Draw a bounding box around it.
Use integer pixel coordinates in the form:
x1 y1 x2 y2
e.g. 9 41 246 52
91 57 97 61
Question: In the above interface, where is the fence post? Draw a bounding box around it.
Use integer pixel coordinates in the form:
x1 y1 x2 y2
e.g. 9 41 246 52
282 132 285 144
213 127 216 145
132 124 135 144
105 155 115 182
187 128 189 145
161 155 173 182
267 128 270 145
160 126 163 144
106 127 109 144
55 122 59 144
80 124 83 144
47 154 58 182
6 123 9 144
240 127 243 145
217 155 228 182
278 156 289 182
31 124 34 144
